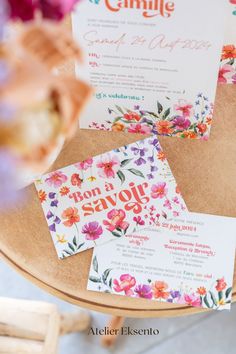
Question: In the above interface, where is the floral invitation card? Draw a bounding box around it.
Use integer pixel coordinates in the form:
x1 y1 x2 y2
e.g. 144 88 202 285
72 0 226 139
219 0 236 84
35 136 186 259
88 213 236 310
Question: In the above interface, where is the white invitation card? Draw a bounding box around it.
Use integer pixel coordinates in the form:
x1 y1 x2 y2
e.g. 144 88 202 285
88 213 236 310
72 0 226 139
35 136 186 259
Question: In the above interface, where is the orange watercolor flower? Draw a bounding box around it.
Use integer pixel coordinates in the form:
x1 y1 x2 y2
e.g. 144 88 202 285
157 151 166 161
197 123 207 134
60 186 70 196
206 117 212 125
38 190 47 203
112 122 125 132
62 207 80 227
124 112 141 122
152 281 170 299
197 287 207 296
180 131 197 139
156 121 173 135
215 278 227 292
221 45 236 60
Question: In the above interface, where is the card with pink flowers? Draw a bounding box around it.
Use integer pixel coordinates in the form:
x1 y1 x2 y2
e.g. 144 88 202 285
88 212 236 310
72 0 226 140
219 0 236 84
35 136 186 259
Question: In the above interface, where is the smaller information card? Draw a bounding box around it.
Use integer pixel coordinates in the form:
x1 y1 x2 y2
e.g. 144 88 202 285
88 212 236 310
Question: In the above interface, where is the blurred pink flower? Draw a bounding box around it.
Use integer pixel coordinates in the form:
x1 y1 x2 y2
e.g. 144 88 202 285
218 64 234 83
133 216 145 226
82 221 103 241
96 154 120 179
45 171 67 188
7 0 80 22
113 274 136 296
75 158 93 171
151 182 168 199
172 116 191 130
184 293 201 307
174 100 193 118
103 209 129 232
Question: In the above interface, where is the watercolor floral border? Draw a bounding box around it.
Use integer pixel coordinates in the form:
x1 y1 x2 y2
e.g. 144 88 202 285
89 94 213 140
219 44 236 84
89 257 232 310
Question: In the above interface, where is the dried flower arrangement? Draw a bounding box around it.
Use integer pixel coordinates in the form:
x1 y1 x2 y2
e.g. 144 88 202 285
0 0 92 207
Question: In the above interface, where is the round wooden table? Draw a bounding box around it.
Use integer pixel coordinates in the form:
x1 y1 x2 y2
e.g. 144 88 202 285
1 84 236 318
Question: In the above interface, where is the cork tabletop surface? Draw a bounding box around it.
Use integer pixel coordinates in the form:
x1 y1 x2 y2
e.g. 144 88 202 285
0 84 236 318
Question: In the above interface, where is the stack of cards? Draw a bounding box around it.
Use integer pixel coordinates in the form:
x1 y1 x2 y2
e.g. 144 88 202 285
35 0 236 311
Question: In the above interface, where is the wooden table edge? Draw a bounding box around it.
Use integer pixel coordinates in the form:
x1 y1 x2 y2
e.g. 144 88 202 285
2 250 234 318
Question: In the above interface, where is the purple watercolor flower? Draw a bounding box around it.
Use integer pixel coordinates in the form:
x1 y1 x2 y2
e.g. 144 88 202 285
50 199 59 207
46 210 54 219
170 290 181 299
49 223 56 232
134 105 140 110
134 284 153 299
82 221 103 241
54 216 61 224
49 192 56 199
134 157 146 166
147 173 154 180
172 116 191 131
151 166 158 172
147 156 154 163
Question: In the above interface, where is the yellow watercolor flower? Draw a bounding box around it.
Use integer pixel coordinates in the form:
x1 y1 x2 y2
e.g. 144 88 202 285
56 234 67 244
218 299 225 306
87 176 96 182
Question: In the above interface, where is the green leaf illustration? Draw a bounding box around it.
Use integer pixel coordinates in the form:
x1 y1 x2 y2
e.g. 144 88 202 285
209 291 218 307
157 101 163 114
218 291 223 302
128 168 145 178
121 159 133 167
73 236 77 247
111 231 122 237
109 278 113 288
102 268 112 284
225 287 232 299
203 294 211 308
115 105 125 114
62 250 73 256
77 242 85 250
89 276 102 283
93 256 98 273
117 170 125 184
163 108 171 119
68 243 75 252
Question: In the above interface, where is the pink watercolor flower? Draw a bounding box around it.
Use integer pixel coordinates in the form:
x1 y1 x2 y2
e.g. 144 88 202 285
45 171 67 188
134 284 153 299
82 221 103 241
96 154 120 179
71 173 83 187
172 116 191 131
128 123 152 135
218 64 234 83
163 199 172 209
173 211 180 217
103 209 129 232
151 182 168 199
133 216 145 226
174 100 193 118
184 293 201 307
75 158 93 171
113 274 136 296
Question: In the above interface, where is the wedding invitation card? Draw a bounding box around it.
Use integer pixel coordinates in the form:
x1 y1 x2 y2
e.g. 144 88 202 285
219 0 236 84
88 213 236 310
35 136 186 259
72 0 226 139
